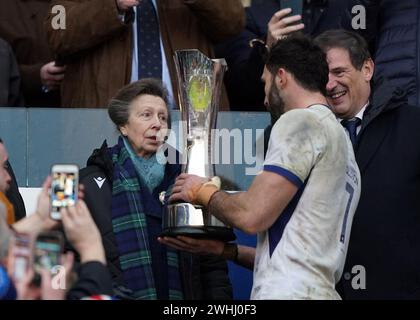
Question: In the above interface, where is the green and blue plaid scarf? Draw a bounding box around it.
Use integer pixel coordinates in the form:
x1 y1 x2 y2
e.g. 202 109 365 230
109 136 183 299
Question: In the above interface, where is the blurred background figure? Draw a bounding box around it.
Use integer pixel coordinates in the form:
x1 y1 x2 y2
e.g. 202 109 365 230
45 0 245 109
216 0 364 111
0 0 65 107
0 39 24 108
0 139 25 223
360 0 420 108
0 166 113 300
0 141 13 261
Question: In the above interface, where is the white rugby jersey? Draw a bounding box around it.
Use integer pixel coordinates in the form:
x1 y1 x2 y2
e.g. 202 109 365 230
251 104 361 300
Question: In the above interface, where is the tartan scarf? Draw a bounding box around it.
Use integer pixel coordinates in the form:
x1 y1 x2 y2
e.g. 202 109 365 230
109 137 183 300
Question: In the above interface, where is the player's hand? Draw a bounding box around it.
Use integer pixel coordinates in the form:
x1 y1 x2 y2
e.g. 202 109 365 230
266 8 305 47
40 61 66 92
169 174 213 205
116 0 140 11
158 236 225 256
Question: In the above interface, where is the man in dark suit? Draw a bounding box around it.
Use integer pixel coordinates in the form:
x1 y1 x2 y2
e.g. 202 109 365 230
315 30 420 299
160 29 420 299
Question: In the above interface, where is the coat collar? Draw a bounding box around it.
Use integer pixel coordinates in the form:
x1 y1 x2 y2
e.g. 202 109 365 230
355 78 408 173
361 78 407 131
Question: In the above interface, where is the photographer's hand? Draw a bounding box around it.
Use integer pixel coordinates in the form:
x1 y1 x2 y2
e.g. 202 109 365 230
12 176 59 235
61 200 105 264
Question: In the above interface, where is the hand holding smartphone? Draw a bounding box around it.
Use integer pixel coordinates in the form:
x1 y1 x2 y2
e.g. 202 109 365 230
267 0 305 46
32 231 63 286
50 164 79 220
7 233 32 282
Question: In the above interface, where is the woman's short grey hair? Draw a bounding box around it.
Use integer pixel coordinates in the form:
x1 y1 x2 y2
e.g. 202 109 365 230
108 78 171 131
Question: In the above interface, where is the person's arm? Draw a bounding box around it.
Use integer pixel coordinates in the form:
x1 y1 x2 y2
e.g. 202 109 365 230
60 200 106 265
13 252 74 300
45 0 135 57
266 8 304 47
169 110 325 234
235 245 255 270
170 172 298 235
159 236 256 270
61 200 113 299
12 177 58 235
66 261 113 300
183 0 246 42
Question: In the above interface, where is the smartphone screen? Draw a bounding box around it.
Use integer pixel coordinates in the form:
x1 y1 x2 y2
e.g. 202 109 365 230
8 233 32 282
51 164 79 220
31 232 63 287
34 232 62 273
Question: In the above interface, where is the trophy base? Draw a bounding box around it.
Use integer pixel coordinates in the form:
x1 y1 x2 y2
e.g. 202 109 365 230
162 202 236 242
160 226 236 242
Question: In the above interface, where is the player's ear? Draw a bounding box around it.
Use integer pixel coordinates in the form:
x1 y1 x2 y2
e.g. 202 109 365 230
276 68 287 89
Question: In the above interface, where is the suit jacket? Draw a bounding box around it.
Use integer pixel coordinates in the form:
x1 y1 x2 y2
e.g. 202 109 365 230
0 0 60 107
338 79 420 299
45 0 245 109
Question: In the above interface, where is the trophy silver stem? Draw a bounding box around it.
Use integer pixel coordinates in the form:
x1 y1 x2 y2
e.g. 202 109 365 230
161 49 235 241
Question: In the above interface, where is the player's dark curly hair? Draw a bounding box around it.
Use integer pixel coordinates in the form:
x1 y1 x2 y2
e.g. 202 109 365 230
264 33 329 96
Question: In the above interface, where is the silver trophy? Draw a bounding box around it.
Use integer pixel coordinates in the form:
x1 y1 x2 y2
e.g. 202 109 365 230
161 49 235 241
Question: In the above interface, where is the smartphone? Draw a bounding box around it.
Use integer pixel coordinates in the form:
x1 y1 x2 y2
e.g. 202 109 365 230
281 0 303 18
50 164 79 220
33 232 63 278
54 55 65 67
8 233 32 282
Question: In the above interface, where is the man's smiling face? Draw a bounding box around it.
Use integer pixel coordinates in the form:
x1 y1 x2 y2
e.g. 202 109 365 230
325 47 373 119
